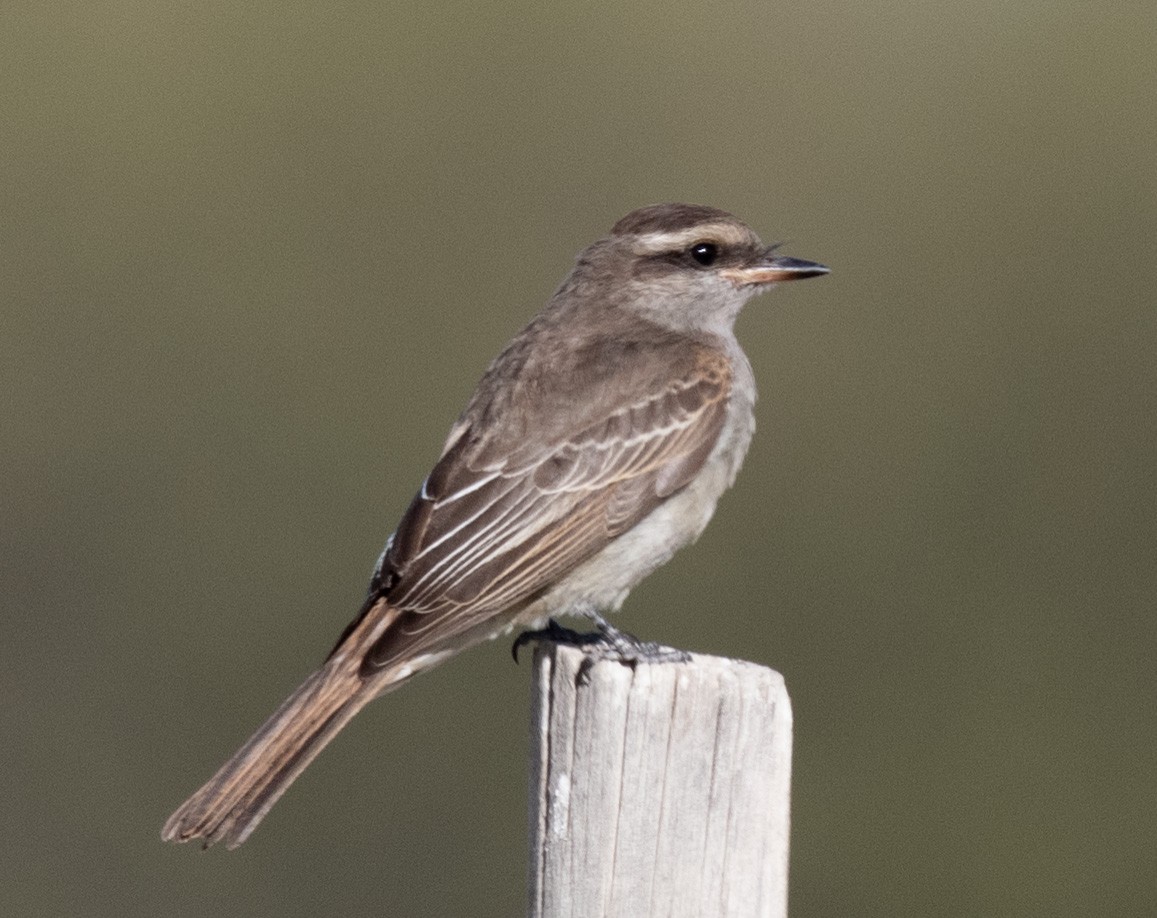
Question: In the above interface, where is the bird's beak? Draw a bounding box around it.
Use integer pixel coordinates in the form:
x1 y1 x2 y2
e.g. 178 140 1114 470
722 254 830 287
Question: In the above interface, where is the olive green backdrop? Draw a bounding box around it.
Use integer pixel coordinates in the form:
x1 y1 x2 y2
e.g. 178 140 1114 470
3 2 1154 916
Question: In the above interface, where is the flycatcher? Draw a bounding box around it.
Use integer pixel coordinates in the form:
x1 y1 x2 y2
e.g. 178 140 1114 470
162 203 828 849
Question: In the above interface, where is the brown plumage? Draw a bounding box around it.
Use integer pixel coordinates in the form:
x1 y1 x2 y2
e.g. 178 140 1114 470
162 204 827 848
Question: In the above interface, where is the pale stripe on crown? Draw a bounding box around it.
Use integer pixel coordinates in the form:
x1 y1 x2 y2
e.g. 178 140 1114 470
630 222 754 253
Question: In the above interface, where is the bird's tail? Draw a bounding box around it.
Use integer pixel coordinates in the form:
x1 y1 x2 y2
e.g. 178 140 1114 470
162 600 401 849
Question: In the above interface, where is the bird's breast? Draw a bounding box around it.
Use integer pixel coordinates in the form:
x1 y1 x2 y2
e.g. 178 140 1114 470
525 348 757 619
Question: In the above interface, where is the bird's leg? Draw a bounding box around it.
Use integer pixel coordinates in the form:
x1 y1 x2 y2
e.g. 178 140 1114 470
511 618 604 662
512 609 691 671
587 612 692 665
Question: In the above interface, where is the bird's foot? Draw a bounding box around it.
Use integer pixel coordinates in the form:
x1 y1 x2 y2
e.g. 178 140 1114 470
512 618 607 662
512 613 691 682
587 612 692 666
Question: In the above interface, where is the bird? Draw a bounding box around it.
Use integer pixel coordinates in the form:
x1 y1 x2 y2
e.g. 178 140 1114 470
161 203 828 849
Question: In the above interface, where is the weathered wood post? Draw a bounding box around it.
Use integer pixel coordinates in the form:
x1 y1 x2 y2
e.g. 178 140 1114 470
528 642 793 918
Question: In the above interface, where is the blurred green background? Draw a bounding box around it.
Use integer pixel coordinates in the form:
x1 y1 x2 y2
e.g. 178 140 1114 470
3 1 1154 915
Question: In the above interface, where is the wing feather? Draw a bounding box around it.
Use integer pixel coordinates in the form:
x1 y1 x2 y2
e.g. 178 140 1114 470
365 345 733 669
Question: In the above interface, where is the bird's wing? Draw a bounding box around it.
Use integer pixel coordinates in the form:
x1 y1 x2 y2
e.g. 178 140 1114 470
362 346 732 669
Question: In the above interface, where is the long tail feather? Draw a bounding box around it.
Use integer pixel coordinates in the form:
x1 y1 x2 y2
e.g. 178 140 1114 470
162 601 399 849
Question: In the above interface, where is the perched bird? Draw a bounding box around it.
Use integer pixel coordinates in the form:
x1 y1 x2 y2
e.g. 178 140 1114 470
162 203 828 849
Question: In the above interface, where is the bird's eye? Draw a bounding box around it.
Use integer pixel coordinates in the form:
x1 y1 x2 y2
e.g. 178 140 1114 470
689 242 719 266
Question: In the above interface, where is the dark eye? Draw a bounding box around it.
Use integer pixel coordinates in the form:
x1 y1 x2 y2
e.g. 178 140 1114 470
689 242 719 266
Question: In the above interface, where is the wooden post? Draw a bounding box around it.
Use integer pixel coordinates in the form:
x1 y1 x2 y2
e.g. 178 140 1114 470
528 642 793 918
